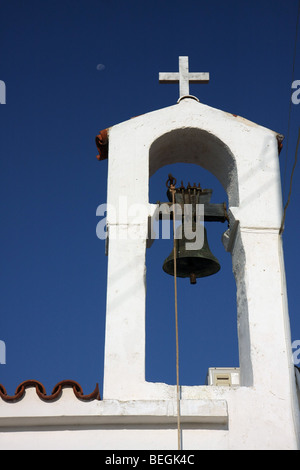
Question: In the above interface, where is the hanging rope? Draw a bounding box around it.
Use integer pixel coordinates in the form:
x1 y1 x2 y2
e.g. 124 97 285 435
280 128 300 235
168 176 182 451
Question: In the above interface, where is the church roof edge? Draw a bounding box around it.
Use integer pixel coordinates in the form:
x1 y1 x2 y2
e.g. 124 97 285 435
95 98 284 161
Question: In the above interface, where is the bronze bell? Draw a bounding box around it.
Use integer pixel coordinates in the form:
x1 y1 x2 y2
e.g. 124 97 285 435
162 225 221 284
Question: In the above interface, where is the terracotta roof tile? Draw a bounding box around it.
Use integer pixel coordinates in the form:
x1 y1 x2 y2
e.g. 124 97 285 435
0 380 100 403
95 128 109 161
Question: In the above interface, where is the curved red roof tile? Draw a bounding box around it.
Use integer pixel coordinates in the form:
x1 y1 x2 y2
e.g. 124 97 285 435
0 380 100 402
95 128 109 161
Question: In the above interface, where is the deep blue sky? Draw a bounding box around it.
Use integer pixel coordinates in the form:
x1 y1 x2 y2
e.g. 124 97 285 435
0 0 299 397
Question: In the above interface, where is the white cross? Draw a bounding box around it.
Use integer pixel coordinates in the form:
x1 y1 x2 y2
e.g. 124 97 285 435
159 56 209 99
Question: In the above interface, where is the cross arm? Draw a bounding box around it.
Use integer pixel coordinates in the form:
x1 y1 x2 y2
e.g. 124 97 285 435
159 72 209 84
188 72 209 83
159 73 180 83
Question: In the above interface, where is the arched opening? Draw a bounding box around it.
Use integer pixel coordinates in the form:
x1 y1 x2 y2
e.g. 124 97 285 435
149 127 239 207
146 127 239 385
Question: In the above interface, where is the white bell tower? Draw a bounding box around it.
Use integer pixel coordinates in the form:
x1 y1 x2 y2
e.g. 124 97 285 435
99 56 300 449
